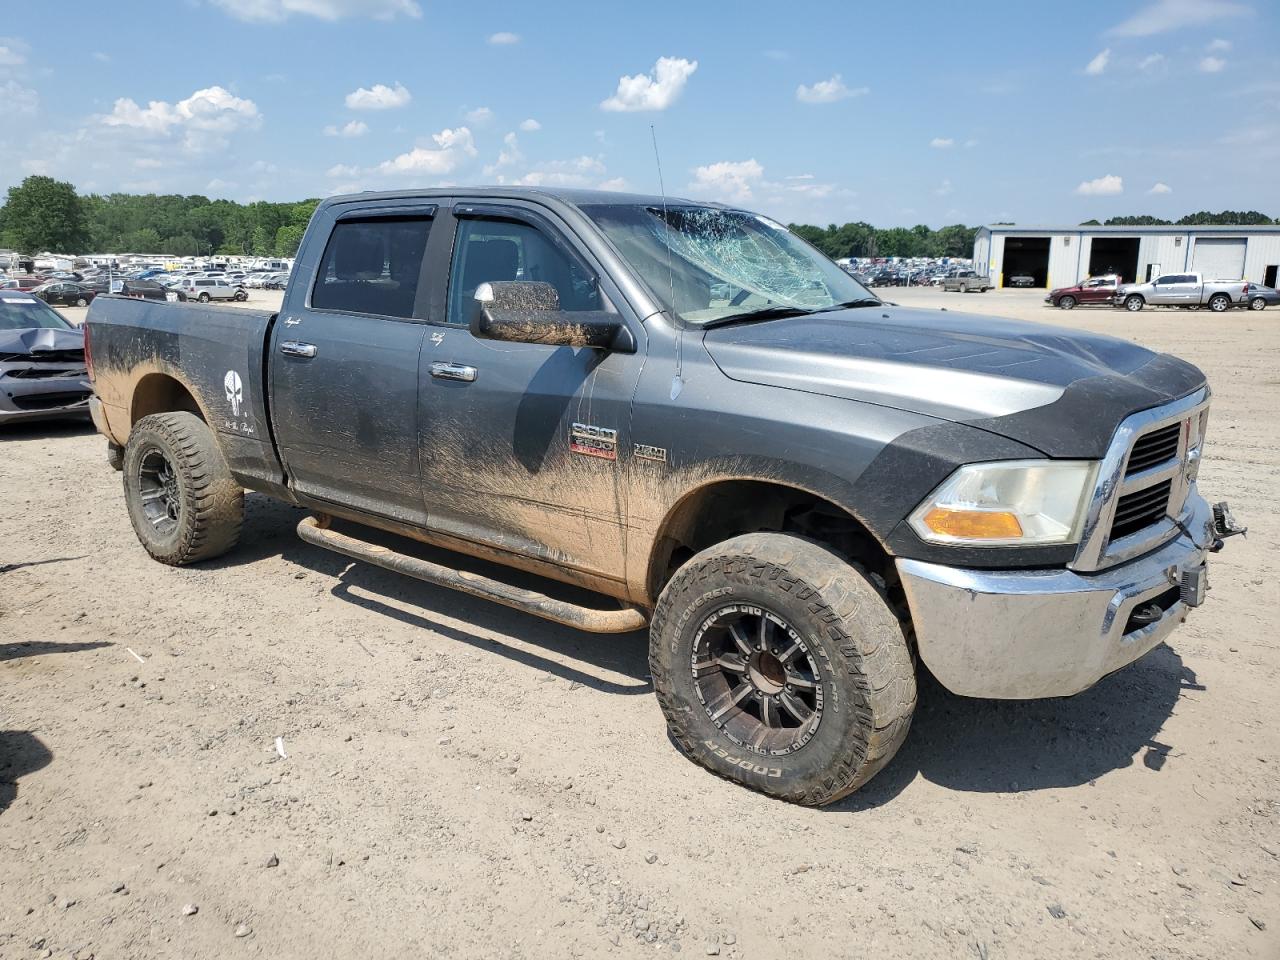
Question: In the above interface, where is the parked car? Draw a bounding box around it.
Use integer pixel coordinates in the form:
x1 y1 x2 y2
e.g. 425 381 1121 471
0 289 91 424
176 277 248 302
1244 283 1278 310
32 281 96 307
1115 273 1251 312
1007 274 1036 287
1 275 48 292
263 273 290 290
1046 275 1120 309
85 186 1243 806
119 279 188 303
942 270 993 293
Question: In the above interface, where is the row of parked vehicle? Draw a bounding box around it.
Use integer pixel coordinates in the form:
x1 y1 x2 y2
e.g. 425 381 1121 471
1 264 292 308
1046 273 1277 311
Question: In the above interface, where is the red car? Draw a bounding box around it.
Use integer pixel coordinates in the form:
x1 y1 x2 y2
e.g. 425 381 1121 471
1046 274 1119 309
0 275 48 292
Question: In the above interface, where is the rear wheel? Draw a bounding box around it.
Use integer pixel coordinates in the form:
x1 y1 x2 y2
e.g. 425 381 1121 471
1208 293 1231 313
1058 295 1076 310
198 292 211 303
122 412 243 565
1125 294 1144 312
1251 296 1267 311
76 297 88 307
649 533 916 806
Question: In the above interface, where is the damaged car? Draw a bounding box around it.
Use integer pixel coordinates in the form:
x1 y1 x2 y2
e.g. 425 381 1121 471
0 290 92 425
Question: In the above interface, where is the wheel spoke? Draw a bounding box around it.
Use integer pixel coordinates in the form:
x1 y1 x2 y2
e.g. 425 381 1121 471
759 695 778 728
139 490 166 503
785 671 817 692
779 691 812 722
709 684 753 722
727 623 753 656
718 653 748 674
757 616 770 651
777 640 801 664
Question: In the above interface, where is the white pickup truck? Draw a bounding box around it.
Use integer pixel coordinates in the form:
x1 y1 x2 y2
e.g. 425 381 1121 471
1115 272 1251 312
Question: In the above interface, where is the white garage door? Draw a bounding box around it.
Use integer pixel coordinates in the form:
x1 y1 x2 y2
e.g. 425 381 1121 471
1193 238 1247 279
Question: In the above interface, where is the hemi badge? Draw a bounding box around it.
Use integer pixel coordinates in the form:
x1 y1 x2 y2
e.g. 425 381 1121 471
570 422 618 461
634 443 667 463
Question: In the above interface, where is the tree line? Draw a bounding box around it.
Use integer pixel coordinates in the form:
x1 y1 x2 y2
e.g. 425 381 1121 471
2 174 1275 262
0 175 318 258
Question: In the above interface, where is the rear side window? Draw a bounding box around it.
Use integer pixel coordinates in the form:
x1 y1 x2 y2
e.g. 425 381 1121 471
313 216 432 319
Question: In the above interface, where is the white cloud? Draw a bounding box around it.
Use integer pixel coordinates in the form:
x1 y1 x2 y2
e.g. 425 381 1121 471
210 0 421 21
102 86 260 136
1148 181 1173 194
327 163 360 178
930 137 954 148
689 159 764 202
1199 55 1226 72
598 177 630 191
465 106 493 125
935 178 954 197
1108 0 1250 37
0 38 27 66
375 126 476 175
134 157 165 170
345 81 411 110
1207 37 1232 51
1085 48 1111 75
1139 53 1166 70
497 155 608 188
1076 174 1124 195
485 131 523 172
601 56 698 112
796 74 867 104
206 178 234 191
488 32 519 45
518 118 541 132
0 80 37 115
324 119 368 137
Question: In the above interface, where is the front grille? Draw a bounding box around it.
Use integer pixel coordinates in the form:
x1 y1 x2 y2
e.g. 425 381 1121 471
26 350 85 364
5 367 86 380
10 390 91 411
1125 423 1180 475
1110 479 1172 541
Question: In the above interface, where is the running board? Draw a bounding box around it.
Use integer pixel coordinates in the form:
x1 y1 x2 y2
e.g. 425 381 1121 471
297 515 648 634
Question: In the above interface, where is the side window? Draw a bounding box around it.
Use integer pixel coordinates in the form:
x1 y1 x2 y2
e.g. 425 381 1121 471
1155 276 1174 285
446 216 607 326
312 216 432 319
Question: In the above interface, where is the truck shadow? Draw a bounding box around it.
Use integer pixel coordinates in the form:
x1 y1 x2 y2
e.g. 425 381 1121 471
208 494 652 694
0 731 53 817
1 641 112 663
837 644 1196 810
0 418 96 440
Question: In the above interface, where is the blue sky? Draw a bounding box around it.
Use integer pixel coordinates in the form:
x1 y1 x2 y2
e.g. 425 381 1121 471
2 0 1277 226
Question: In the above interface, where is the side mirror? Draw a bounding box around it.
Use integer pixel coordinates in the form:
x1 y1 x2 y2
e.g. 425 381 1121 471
470 280 634 352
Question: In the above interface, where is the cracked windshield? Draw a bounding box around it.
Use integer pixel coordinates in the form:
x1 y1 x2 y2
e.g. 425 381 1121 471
583 204 877 324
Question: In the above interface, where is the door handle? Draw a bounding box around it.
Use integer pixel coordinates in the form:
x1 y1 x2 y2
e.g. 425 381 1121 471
281 340 317 359
430 361 477 382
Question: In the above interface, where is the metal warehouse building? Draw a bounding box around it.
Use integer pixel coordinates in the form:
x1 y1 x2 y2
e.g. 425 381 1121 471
973 224 1280 290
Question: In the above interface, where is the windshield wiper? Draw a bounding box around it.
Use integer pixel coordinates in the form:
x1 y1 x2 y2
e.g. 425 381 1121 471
828 297 882 308
701 305 819 329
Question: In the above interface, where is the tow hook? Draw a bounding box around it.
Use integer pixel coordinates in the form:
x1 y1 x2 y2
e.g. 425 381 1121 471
1209 501 1246 552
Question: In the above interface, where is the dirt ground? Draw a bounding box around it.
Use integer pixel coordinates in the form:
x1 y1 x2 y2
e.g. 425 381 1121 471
1 288 1277 960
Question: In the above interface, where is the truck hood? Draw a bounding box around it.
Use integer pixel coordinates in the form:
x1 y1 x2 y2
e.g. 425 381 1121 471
701 305 1206 458
0 325 84 356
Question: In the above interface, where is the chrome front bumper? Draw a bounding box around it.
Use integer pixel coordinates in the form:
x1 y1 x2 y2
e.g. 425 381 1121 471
897 493 1217 700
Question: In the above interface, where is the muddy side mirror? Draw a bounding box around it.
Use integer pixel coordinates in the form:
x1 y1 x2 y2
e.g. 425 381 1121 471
470 281 634 352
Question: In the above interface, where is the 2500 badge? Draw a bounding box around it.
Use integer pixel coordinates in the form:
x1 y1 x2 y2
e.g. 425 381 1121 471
570 422 618 461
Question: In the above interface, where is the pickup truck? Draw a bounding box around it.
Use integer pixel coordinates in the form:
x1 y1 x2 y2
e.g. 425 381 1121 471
1115 272 1251 312
84 186 1243 806
941 270 993 293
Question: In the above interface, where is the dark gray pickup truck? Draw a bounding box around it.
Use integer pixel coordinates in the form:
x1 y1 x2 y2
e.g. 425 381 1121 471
85 187 1243 805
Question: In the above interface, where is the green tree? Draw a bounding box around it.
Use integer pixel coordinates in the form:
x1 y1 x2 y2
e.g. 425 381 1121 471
0 175 88 253
121 228 163 252
274 224 306 257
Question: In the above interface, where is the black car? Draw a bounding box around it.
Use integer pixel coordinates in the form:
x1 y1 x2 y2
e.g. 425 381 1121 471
84 278 187 302
32 281 96 307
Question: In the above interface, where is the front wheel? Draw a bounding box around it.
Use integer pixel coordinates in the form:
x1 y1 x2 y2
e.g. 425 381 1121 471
198 292 211 303
76 297 88 307
234 290 248 302
1125 295 1144 312
1208 293 1231 312
1251 296 1267 311
1058 296 1076 310
649 533 916 806
122 412 243 565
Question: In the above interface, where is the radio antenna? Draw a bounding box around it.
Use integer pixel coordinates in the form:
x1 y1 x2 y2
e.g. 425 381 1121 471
650 123 684 398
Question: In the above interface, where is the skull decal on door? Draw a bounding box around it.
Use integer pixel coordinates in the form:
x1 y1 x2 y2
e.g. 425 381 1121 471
224 370 244 417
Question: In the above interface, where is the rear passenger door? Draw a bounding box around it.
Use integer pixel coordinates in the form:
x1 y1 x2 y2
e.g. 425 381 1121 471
416 201 646 584
269 201 444 526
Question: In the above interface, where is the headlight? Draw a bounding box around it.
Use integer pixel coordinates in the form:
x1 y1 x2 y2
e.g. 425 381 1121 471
908 460 1098 546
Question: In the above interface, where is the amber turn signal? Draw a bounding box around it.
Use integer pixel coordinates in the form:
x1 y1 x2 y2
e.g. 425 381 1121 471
921 507 1024 540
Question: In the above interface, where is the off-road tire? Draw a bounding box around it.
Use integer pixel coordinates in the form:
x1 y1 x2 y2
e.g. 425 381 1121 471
106 441 124 472
649 533 916 806
122 412 242 565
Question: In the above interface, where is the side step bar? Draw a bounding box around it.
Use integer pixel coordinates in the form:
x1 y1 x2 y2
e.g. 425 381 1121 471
297 515 649 634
